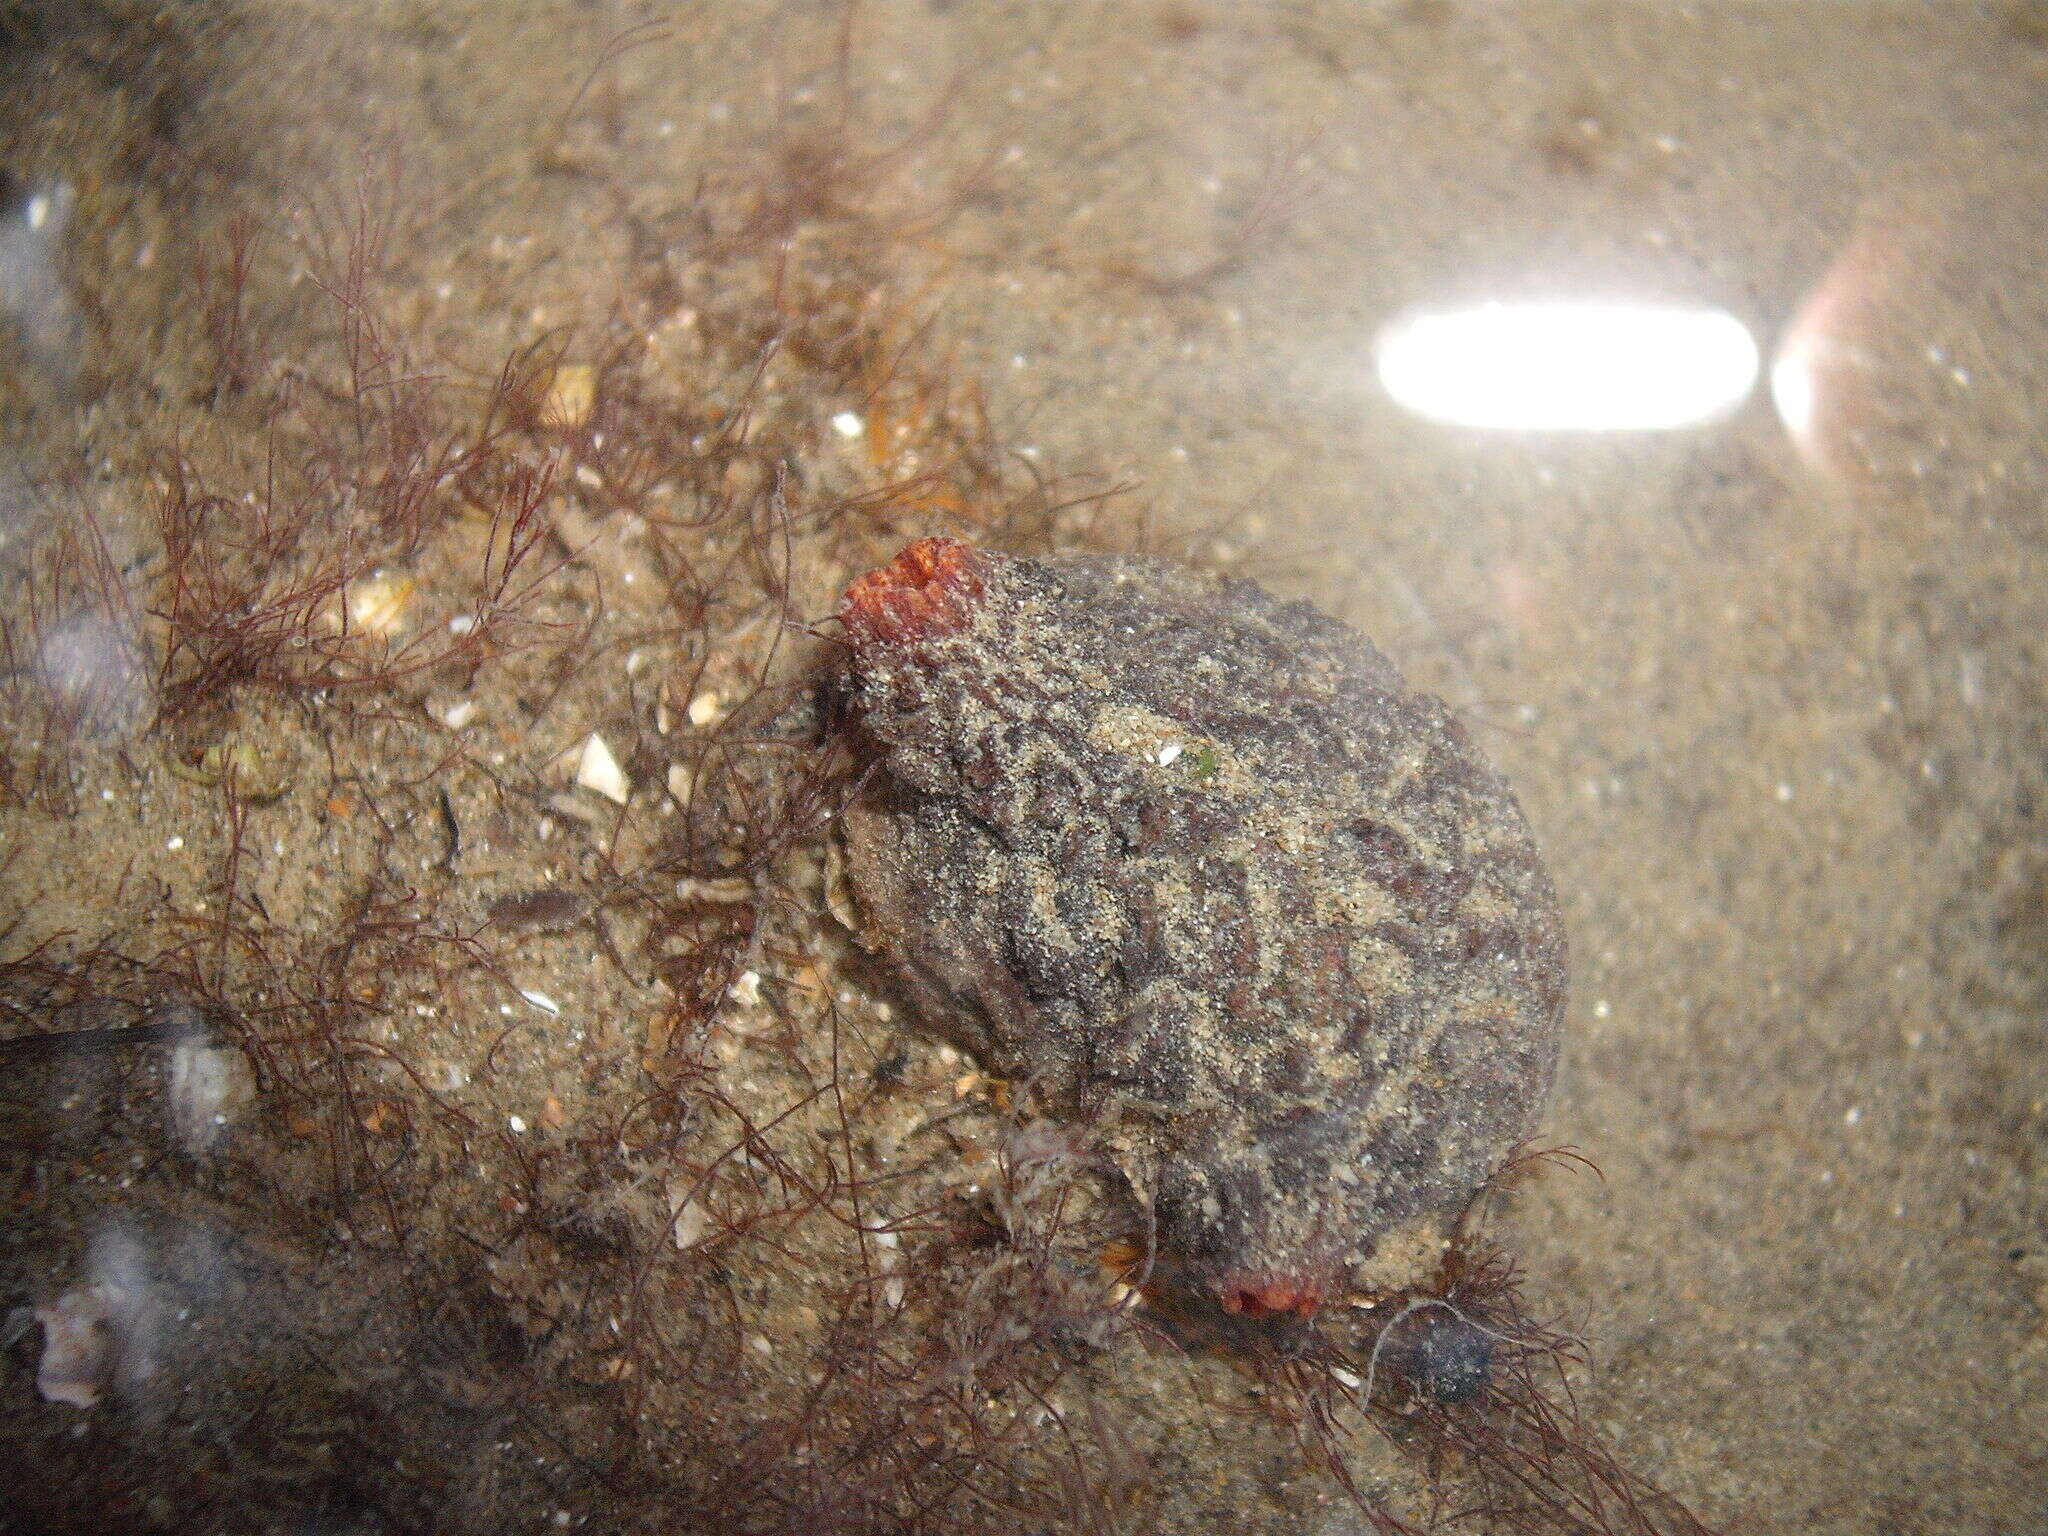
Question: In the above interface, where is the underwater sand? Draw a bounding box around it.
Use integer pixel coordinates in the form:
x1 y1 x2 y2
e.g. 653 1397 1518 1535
2 4 2044 1533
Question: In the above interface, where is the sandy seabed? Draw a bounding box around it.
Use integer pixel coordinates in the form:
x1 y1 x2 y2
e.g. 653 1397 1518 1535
2 5 2044 1534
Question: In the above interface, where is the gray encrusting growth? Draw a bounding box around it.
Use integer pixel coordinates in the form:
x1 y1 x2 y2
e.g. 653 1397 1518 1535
837 538 1567 1317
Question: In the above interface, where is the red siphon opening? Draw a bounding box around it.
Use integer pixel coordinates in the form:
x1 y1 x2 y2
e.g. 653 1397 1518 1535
839 536 989 651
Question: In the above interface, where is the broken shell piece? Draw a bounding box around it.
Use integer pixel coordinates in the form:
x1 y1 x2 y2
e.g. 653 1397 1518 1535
28 1288 115 1407
193 734 294 802
672 874 753 904
347 572 413 636
576 733 630 804
669 1189 710 1250
822 837 861 933
540 362 596 430
168 733 285 800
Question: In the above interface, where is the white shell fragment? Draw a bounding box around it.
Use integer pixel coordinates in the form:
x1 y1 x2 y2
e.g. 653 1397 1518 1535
576 732 630 803
20 1226 162 1410
668 1189 710 1251
347 572 414 636
27 1288 116 1407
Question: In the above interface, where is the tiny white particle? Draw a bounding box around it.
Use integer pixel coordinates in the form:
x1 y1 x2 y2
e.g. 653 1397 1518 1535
750 1334 773 1356
1844 1106 1861 1126
1592 999 1611 1019
729 970 763 1008
1775 781 1794 802
1156 742 1183 767
519 988 561 1016
508 1115 527 1133
830 410 864 439
687 691 722 727
448 613 477 635
166 835 184 851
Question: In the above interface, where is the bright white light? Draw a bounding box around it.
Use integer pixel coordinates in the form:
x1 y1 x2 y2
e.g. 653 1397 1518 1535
1767 333 1818 444
1375 301 1759 430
